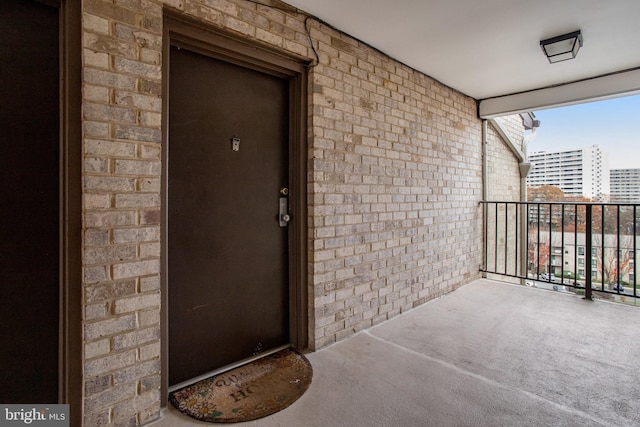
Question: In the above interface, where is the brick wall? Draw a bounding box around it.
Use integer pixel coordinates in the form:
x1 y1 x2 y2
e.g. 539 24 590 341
486 116 524 202
307 33 483 348
485 115 526 282
494 115 526 155
82 1 165 424
80 0 517 424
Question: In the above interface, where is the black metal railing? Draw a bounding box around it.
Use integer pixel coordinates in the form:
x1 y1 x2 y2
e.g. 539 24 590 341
481 201 639 301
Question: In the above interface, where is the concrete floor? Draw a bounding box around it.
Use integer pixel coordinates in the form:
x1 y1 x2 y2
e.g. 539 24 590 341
151 279 640 427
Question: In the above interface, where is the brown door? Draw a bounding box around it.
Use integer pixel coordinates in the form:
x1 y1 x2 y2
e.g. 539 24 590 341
0 0 60 402
168 46 290 386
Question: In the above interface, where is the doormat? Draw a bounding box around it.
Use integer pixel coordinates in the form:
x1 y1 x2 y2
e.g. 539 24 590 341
169 348 312 423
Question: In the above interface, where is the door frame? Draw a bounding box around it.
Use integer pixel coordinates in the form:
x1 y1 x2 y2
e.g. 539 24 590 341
161 9 309 402
58 0 83 423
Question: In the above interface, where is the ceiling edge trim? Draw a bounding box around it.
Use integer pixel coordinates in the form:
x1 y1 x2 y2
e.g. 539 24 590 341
478 68 640 118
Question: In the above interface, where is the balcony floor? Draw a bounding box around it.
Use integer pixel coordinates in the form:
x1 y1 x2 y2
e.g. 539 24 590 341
152 279 640 427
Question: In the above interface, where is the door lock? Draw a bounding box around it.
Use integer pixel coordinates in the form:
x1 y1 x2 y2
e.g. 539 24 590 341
279 187 290 227
279 197 290 227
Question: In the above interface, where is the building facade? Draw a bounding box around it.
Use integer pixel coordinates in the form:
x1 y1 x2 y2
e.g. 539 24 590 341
610 168 640 202
527 145 610 201
538 231 638 287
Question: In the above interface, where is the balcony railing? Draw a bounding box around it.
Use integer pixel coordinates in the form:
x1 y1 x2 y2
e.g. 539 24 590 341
481 201 639 301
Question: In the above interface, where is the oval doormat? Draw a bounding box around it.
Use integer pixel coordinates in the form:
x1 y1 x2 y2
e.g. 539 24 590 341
169 348 313 423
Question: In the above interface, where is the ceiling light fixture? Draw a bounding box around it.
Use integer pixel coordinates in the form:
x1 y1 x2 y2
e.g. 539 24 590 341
540 30 583 63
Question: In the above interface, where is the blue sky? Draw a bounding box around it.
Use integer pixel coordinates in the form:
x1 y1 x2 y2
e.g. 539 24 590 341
529 94 640 169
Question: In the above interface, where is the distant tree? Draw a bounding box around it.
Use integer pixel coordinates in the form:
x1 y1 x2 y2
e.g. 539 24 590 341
589 205 637 235
592 235 634 287
527 186 570 231
527 185 565 202
613 205 638 235
557 196 591 233
527 226 551 276
564 195 592 203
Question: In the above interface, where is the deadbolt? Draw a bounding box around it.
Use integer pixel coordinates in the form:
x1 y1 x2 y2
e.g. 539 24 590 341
280 187 289 196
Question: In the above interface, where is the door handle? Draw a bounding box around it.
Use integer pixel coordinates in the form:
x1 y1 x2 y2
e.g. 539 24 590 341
279 188 290 227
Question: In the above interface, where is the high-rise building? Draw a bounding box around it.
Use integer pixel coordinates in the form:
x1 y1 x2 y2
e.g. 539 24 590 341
610 168 640 202
527 145 610 201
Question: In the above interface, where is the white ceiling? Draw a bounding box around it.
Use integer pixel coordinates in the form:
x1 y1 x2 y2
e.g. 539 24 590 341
285 0 640 114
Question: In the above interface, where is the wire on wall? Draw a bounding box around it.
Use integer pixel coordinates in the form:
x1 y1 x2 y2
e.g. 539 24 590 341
303 16 320 67
243 0 320 67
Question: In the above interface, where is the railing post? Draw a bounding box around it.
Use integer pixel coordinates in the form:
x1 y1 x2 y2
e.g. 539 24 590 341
517 202 529 285
482 202 488 278
585 204 593 301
